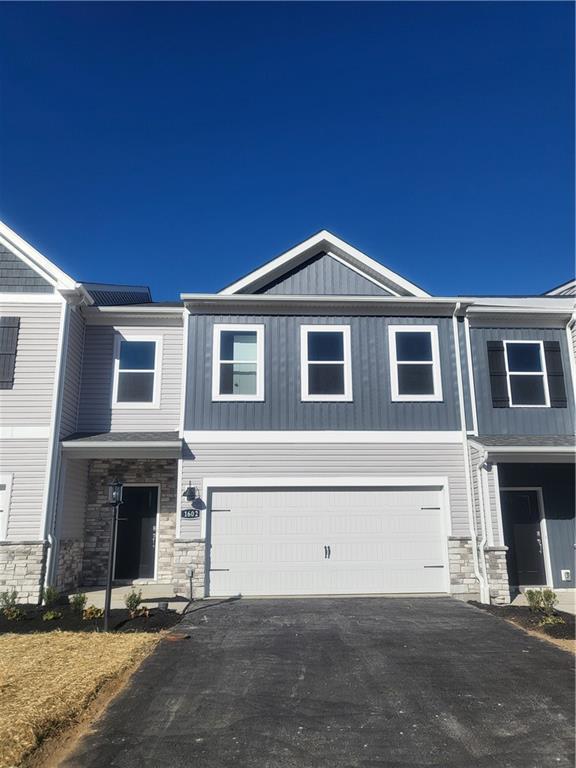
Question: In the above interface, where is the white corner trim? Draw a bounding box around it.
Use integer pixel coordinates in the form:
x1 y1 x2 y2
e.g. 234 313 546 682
463 317 479 434
218 230 430 297
182 430 463 443
111 333 163 409
211 323 265 402
300 324 353 402
388 324 443 402
178 309 190 436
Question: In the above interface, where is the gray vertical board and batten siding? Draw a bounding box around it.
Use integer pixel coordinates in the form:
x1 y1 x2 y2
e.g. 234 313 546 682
252 252 393 296
0 245 54 293
185 315 461 431
470 326 575 435
498 463 575 589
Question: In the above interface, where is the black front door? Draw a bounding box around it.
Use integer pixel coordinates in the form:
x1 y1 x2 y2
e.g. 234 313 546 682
115 486 158 580
501 490 546 586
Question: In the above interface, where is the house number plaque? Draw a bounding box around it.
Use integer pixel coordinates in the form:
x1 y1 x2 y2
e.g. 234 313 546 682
181 508 201 519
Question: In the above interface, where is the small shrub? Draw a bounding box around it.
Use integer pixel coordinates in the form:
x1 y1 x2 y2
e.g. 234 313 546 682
541 588 558 617
539 614 565 627
42 610 62 621
124 589 142 616
4 605 25 621
525 589 544 612
0 590 18 615
43 585 60 608
83 604 104 620
69 592 88 613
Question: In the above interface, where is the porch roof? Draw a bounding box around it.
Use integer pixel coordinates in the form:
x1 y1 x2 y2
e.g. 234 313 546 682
470 435 575 463
61 431 182 458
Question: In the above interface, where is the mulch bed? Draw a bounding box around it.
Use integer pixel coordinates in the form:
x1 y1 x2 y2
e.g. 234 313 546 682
469 601 575 641
0 605 182 635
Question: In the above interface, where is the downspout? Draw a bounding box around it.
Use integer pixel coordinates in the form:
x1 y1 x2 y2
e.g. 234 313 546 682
452 303 485 601
475 450 491 604
42 300 71 593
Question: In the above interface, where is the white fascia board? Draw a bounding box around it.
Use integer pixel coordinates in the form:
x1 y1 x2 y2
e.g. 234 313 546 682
217 230 431 298
0 220 80 293
545 279 576 297
469 439 575 455
62 440 181 449
183 430 463 443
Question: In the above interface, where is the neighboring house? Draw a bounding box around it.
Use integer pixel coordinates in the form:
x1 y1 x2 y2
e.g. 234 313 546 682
0 223 574 604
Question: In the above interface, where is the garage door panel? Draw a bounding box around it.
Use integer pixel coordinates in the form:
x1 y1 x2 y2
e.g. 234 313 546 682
208 487 447 597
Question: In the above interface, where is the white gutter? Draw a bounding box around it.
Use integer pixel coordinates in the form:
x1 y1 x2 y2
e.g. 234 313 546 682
452 303 483 598
475 450 491 604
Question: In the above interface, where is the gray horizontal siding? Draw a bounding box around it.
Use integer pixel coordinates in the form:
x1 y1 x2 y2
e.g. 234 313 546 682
470 326 575 436
179 441 470 539
185 315 461 431
58 458 88 539
0 301 63 426
60 308 85 438
255 253 392 296
77 323 183 432
0 244 54 293
0 439 49 540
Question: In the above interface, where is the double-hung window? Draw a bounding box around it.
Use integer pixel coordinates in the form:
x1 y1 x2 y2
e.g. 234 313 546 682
212 324 264 401
112 335 162 407
388 325 442 401
504 341 549 407
301 325 352 401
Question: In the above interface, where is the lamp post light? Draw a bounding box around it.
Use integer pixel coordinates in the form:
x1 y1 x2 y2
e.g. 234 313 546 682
104 478 124 632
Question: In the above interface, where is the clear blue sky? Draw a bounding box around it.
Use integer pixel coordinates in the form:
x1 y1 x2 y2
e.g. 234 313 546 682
0 2 573 299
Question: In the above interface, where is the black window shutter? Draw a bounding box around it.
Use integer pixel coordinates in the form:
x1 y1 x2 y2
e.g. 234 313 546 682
487 340 509 408
0 317 20 390
544 340 567 408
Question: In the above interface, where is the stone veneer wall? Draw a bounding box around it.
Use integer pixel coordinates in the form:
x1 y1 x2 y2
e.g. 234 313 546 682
173 540 206 598
448 536 480 599
55 539 84 593
485 546 511 605
0 541 46 604
82 458 178 586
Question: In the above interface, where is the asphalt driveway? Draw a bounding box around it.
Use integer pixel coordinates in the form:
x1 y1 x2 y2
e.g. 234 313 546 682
63 598 575 768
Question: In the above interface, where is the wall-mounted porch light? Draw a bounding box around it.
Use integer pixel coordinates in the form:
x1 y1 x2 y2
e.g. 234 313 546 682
182 483 198 503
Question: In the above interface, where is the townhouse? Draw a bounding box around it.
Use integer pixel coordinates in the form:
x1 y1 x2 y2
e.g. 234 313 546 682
0 223 574 605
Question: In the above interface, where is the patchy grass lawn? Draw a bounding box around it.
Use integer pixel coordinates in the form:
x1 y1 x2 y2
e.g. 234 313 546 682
0 631 159 768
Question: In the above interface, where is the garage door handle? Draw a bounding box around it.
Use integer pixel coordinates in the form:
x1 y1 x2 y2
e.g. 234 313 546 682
423 565 444 568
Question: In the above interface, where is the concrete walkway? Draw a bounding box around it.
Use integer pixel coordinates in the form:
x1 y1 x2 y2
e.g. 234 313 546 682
80 585 189 613
62 597 574 767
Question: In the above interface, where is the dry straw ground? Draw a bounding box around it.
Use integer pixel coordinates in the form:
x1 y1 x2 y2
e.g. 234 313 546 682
0 631 158 768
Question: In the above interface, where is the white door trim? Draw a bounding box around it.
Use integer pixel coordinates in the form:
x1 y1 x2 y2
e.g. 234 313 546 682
202 475 452 597
500 487 553 588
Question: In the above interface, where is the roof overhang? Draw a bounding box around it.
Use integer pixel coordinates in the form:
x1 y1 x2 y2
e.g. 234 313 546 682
81 304 185 325
216 230 431 297
0 220 93 305
469 438 576 464
62 433 182 459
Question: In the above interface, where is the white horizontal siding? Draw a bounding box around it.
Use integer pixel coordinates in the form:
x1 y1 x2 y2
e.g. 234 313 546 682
0 439 49 540
180 442 470 539
0 301 63 427
58 458 88 539
77 323 183 432
59 308 85 438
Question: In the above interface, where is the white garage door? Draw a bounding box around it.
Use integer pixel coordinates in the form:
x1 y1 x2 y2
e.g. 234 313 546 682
208 486 448 597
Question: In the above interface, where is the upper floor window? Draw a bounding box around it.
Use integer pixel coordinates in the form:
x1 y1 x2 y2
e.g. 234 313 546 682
112 335 162 408
212 324 264 401
300 325 352 402
388 325 442 402
504 341 549 407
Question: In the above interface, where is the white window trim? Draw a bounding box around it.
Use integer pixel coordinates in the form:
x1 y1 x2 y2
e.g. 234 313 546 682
388 325 443 402
0 473 13 540
212 323 265 402
300 324 353 402
503 340 550 408
111 334 163 409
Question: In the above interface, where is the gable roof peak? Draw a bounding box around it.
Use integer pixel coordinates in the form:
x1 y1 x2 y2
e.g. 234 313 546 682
219 230 430 298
